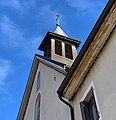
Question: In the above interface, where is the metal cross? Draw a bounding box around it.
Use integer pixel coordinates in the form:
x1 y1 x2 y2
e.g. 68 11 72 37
56 14 60 26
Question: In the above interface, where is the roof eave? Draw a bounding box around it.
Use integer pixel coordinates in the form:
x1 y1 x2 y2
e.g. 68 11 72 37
57 0 115 98
38 31 81 51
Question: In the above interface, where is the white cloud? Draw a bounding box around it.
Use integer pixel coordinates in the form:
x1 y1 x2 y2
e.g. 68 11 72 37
0 0 36 14
22 36 44 58
0 0 22 11
65 0 104 15
0 15 24 48
37 4 66 29
0 15 43 57
0 58 12 90
38 5 58 26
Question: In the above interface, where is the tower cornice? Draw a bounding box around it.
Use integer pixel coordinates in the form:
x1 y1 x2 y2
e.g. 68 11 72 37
38 31 81 51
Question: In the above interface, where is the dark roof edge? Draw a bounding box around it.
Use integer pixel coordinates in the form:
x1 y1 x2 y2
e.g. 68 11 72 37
35 54 67 75
35 54 65 68
38 31 81 51
48 31 81 44
57 0 115 96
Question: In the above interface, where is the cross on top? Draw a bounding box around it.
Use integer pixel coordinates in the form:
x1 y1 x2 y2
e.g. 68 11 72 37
56 15 60 26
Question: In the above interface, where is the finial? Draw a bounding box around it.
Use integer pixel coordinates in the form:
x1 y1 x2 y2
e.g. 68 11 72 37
56 14 60 26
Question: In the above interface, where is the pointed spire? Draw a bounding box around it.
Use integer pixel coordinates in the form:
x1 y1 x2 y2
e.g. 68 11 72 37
54 15 68 37
54 26 68 37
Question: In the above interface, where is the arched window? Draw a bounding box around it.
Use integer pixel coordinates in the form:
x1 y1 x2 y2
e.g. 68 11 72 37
34 92 41 120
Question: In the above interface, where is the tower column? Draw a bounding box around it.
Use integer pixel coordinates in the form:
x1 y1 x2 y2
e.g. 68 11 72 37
51 38 55 60
62 42 65 57
72 46 77 59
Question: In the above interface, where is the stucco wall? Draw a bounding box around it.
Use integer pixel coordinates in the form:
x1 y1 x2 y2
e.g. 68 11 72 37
40 63 70 120
24 62 70 120
72 28 116 120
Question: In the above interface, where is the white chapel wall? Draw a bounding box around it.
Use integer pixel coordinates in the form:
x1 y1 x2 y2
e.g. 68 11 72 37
24 62 70 120
40 63 70 120
71 28 116 120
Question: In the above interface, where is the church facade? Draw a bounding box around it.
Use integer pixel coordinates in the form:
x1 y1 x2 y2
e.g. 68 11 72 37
17 0 116 120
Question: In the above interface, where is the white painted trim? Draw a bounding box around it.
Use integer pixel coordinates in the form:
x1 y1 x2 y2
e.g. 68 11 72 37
80 81 102 120
80 81 94 101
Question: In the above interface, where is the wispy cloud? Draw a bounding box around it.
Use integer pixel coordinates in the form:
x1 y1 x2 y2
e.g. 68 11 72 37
37 4 66 29
0 58 12 91
0 0 21 11
0 14 43 57
0 15 24 48
38 5 58 27
23 36 44 58
65 0 104 15
0 0 36 14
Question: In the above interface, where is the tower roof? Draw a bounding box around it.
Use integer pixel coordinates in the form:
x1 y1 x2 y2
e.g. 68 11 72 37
39 15 80 52
54 26 68 37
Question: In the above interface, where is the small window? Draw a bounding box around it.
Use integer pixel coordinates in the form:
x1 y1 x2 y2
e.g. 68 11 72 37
37 72 40 91
65 43 73 60
80 88 100 120
36 102 40 120
35 93 41 120
55 40 62 56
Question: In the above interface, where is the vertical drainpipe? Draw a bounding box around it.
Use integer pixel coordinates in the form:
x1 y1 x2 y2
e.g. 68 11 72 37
58 94 75 120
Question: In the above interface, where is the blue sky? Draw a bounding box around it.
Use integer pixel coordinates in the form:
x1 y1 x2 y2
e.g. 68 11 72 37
0 0 108 120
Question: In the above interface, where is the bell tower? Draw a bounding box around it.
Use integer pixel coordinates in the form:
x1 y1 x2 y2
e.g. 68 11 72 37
38 15 81 67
